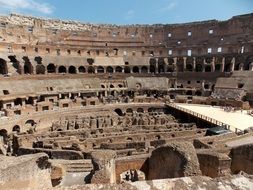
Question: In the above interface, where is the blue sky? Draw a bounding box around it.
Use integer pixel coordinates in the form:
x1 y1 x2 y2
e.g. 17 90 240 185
0 0 252 24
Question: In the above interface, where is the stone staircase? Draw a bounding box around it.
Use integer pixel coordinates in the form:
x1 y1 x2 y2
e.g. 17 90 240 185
65 160 93 173
50 159 93 173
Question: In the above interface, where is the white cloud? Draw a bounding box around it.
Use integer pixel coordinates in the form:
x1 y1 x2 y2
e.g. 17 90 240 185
125 10 135 20
0 0 54 14
159 1 177 12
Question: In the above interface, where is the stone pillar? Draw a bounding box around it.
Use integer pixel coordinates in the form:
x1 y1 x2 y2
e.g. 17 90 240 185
231 57 235 72
91 150 117 184
211 57 215 72
183 57 187 72
193 57 196 71
173 57 177 72
221 57 225 72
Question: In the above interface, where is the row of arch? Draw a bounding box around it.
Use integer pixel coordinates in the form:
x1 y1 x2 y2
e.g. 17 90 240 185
0 54 253 75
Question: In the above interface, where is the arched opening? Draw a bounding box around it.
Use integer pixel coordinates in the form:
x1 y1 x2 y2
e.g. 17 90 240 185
137 108 144 113
115 66 122 73
68 66 76 74
186 90 193 95
36 64 45 74
97 66 105 73
88 66 95 74
106 66 114 73
205 65 212 72
132 66 139 73
195 90 202 96
120 170 145 183
124 66 130 73
149 58 156 73
13 125 21 133
186 64 193 72
141 66 148 73
204 84 209 89
87 58 94 65
148 146 190 179
196 64 203 72
47 63 56 73
58 66 66 73
14 98 23 106
0 129 8 143
25 120 36 127
215 64 221 72
224 63 231 72
78 66 86 73
126 108 133 113
245 55 253 70
23 57 33 74
8 56 21 74
148 107 156 112
115 108 124 116
158 58 165 73
0 59 8 75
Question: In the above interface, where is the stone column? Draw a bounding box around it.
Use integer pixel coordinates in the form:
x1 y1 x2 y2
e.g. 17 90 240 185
221 57 225 72
231 57 235 72
193 57 196 71
183 57 187 72
91 150 117 184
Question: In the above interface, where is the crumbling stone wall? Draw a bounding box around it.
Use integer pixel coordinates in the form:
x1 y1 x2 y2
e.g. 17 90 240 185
0 153 52 189
148 142 201 180
230 144 253 174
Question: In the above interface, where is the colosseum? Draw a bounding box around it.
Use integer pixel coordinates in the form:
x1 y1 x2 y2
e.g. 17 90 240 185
0 13 253 189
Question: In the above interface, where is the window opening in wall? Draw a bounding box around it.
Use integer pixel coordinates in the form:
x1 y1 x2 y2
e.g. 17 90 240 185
125 62 129 65
131 33 135 38
46 48 50 54
73 31 78 36
188 31 192 36
3 90 9 95
187 50 192 56
96 50 100 56
34 47 38 53
42 106 49 111
132 51 136 56
168 50 172 55
56 49 60 56
168 33 172 37
93 32 97 37
187 81 191 84
217 47 222 53
77 50 81 55
123 50 127 56
150 51 154 56
177 41 181 45
22 46 26 52
150 34 153 38
67 49 71 55
52 29 57 35
87 51 91 55
207 48 212 54
105 52 109 57
28 27 33 32
209 29 213 34
221 38 224 41
238 83 244 88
